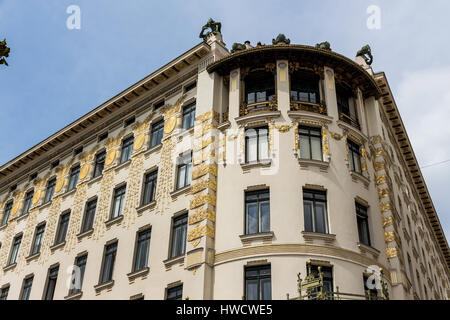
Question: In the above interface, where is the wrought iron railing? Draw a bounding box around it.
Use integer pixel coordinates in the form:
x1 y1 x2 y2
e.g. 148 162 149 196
239 96 278 116
339 112 360 130
290 101 327 115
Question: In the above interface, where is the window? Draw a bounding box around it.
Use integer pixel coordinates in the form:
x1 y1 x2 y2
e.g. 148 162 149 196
1 201 13 226
44 178 56 203
245 71 275 109
356 202 371 246
124 116 135 127
74 146 83 156
363 274 379 300
69 254 87 295
184 82 197 93
30 224 46 255
348 139 362 173
176 153 192 190
303 189 328 234
299 126 322 161
166 285 183 300
22 190 34 215
308 265 333 299
68 165 80 191
337 84 359 128
170 214 187 259
290 71 320 104
182 103 196 130
142 171 157 205
93 151 106 178
100 242 117 284
133 229 151 272
51 160 59 169
55 212 70 245
81 199 97 232
154 99 164 110
8 234 22 265
245 127 269 163
29 172 38 181
0 286 9 300
20 276 33 300
43 266 59 300
120 136 134 163
245 265 271 300
245 190 270 235
111 185 126 219
150 119 164 147
98 132 108 142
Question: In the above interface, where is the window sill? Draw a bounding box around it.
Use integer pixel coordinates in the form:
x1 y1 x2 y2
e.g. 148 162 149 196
163 255 185 269
88 174 103 186
298 158 330 172
50 241 66 252
337 120 367 143
39 200 52 211
302 231 336 244
77 228 94 240
127 267 150 281
350 171 370 188
3 263 17 272
240 159 272 171
217 121 231 131
62 188 77 199
136 201 156 215
16 212 30 222
25 252 41 263
114 159 132 172
235 110 281 126
144 143 163 158
240 232 274 245
105 215 124 228
287 110 333 124
170 186 191 199
94 280 114 293
64 291 83 300
357 242 380 259
0 223 7 231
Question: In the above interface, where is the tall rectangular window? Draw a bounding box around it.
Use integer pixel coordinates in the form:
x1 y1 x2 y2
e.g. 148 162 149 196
1 201 13 226
142 171 157 205
166 285 183 300
0 286 9 300
100 242 117 284
55 212 70 245
133 229 151 272
69 254 87 295
93 151 106 178
356 202 371 246
30 224 46 255
245 190 270 235
43 266 59 300
245 127 269 163
245 265 271 300
303 189 328 234
182 103 196 130
8 234 22 265
120 136 134 163
111 186 126 219
348 140 362 173
68 165 80 191
81 199 97 232
176 153 192 190
308 265 333 299
150 120 164 147
44 178 56 203
299 126 322 161
170 214 187 259
20 276 33 300
22 190 34 215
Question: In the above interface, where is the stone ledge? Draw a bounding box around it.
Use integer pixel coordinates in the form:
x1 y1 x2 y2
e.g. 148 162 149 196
287 110 333 124
62 188 77 199
114 159 132 172
50 241 66 252
127 267 150 281
298 158 330 172
163 255 185 269
357 242 380 259
240 159 272 171
25 252 41 263
0 223 7 231
351 171 370 188
302 231 336 244
2 262 17 272
77 228 94 240
240 232 274 245
144 143 163 158
87 174 103 186
94 280 114 293
136 201 156 215
217 121 231 131
105 215 124 228
38 200 53 211
64 291 83 300
235 110 281 126
17 212 30 222
170 186 191 199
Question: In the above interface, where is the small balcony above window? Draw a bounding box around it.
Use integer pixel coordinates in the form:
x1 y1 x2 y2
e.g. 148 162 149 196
290 71 326 115
290 101 327 115
241 70 277 116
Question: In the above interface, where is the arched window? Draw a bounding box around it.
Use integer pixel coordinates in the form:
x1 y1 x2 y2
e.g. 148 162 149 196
290 71 320 104
244 70 275 111
336 84 359 129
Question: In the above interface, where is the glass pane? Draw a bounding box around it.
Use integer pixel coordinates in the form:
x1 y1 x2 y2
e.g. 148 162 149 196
303 200 313 232
177 166 186 189
247 93 255 104
246 203 258 234
315 202 328 234
246 280 258 300
311 136 322 161
186 163 192 186
260 201 270 233
247 136 257 162
259 130 268 160
256 91 266 102
299 136 311 159
261 279 272 300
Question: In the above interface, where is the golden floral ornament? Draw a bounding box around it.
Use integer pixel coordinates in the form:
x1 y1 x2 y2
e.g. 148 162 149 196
105 149 116 166
386 247 398 259
10 202 20 217
164 117 177 134
54 178 65 193
79 165 90 180
133 133 145 151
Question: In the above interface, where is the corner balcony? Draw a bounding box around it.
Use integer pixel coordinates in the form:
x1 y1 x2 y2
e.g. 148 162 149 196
239 96 278 116
290 100 327 115
339 112 360 130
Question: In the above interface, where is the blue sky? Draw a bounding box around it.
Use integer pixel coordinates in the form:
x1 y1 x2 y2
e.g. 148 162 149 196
1 0 449 238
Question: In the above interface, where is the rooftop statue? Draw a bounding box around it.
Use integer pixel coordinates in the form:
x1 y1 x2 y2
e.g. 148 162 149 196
199 18 222 41
356 44 373 66
315 41 331 51
231 42 247 53
272 34 290 45
0 39 10 66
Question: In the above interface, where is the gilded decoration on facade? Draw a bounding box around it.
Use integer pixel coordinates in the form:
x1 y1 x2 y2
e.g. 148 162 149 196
38 196 62 264
15 206 38 273
122 153 145 229
92 168 115 240
64 182 88 253
155 136 176 214
322 127 330 157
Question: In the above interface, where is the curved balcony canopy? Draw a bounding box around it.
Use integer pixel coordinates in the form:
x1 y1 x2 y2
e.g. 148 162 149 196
207 44 381 98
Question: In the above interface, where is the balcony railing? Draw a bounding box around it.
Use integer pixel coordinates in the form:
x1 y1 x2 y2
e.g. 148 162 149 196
290 101 327 115
339 113 361 130
239 96 278 116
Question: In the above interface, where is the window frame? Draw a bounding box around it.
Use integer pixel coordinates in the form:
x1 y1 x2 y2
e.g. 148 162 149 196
93 150 106 178
22 189 34 215
150 119 165 148
132 228 152 272
244 264 272 300
20 275 34 300
166 284 183 300
356 202 371 247
1 200 13 226
44 178 57 203
298 125 323 161
142 170 158 205
54 211 71 245
8 234 22 266
111 185 126 219
120 136 134 163
176 152 192 190
0 285 9 300
43 265 59 300
182 102 196 130
169 213 188 259
244 189 270 235
99 241 118 284
244 70 276 107
290 71 320 104
81 198 97 233
348 139 362 174
69 254 88 296
303 189 329 234
68 165 80 191
30 223 46 256
245 126 269 163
